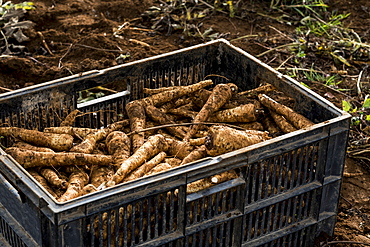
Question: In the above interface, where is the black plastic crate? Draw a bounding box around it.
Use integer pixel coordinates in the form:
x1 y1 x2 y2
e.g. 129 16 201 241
0 39 350 247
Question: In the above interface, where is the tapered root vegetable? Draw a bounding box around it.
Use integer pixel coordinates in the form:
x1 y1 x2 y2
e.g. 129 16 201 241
126 100 146 152
258 94 314 129
145 105 186 139
270 110 297 133
238 84 276 96
186 170 238 194
205 125 270 156
44 127 99 139
0 127 73 151
261 115 281 136
180 145 207 165
164 157 182 167
184 83 237 140
60 109 81 127
13 141 55 153
123 151 167 182
79 184 98 197
28 169 58 198
90 165 115 188
106 134 169 187
207 104 257 123
58 170 89 202
106 131 131 157
70 120 129 154
6 147 114 168
145 163 172 176
235 122 264 131
39 168 68 189
142 80 213 107
188 137 206 146
166 138 194 159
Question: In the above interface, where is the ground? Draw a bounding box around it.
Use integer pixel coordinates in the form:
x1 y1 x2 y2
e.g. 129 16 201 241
1 0 370 246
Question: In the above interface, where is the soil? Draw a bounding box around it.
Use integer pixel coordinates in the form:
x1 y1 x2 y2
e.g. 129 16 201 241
1 0 370 246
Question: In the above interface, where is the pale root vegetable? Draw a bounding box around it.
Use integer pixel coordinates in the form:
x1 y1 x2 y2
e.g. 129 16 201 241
167 108 197 119
70 120 129 154
145 105 186 139
235 122 264 131
60 109 81 127
164 157 182 168
144 163 172 176
106 131 131 157
238 83 276 96
58 170 89 202
141 80 213 107
186 170 238 194
44 127 99 139
166 138 194 159
13 141 55 153
180 145 207 165
123 151 167 182
188 137 206 146
191 88 211 109
90 165 115 188
207 104 257 123
270 110 297 133
126 100 146 152
184 83 237 140
258 94 314 129
210 170 238 183
0 127 73 151
28 169 58 198
106 134 169 187
161 97 193 112
39 168 68 189
205 125 270 156
79 184 98 196
6 147 114 168
261 115 281 136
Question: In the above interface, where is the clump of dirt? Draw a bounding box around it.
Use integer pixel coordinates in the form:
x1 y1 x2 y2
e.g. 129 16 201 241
0 0 370 245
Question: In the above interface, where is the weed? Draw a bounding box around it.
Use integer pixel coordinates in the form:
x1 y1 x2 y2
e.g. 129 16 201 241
343 96 370 126
302 64 342 87
0 1 35 56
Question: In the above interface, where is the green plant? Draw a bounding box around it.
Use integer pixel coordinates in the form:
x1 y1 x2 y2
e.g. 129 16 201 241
0 1 35 55
270 0 328 17
343 97 370 126
302 65 342 86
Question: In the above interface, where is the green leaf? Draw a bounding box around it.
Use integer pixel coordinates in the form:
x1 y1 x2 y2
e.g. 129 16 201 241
342 100 351 112
363 98 370 108
366 115 370 121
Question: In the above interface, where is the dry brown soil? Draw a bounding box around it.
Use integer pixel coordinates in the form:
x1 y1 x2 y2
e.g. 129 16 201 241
1 0 370 246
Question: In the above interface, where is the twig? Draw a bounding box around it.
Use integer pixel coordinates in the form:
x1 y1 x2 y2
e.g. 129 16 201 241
275 55 294 70
37 31 54 56
230 34 258 42
256 43 300 57
0 86 13 92
126 122 245 136
357 69 364 95
204 74 230 81
27 56 49 68
60 43 126 53
58 43 73 68
269 25 295 42
321 240 370 247
128 39 150 47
